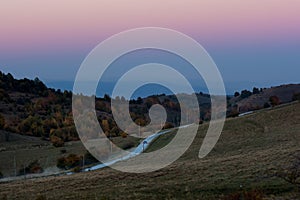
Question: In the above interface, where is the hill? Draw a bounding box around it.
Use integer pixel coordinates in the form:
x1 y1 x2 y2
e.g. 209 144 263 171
0 101 299 199
228 84 300 113
0 71 213 144
1 71 299 145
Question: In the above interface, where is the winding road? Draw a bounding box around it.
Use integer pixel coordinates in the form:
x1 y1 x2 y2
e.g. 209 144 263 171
0 125 191 182
82 125 191 172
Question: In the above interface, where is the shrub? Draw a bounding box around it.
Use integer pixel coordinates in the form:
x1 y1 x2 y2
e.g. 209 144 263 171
56 157 67 169
50 135 64 147
162 122 174 130
269 95 280 107
83 152 99 165
17 115 44 136
57 154 82 170
120 132 128 138
18 160 43 175
72 166 82 173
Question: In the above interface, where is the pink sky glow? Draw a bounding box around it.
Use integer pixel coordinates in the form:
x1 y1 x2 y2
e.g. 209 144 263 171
0 0 299 54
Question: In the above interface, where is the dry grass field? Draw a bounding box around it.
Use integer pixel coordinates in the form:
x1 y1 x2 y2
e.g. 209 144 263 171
0 133 140 179
0 102 300 199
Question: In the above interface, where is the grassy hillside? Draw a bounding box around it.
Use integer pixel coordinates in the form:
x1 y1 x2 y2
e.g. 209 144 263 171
0 132 141 178
0 102 299 199
229 84 300 113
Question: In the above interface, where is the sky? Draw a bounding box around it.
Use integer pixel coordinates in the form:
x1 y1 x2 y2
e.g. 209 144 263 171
0 0 299 96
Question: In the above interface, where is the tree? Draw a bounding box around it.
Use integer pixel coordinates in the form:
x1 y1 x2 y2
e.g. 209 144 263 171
135 118 146 126
240 90 252 99
162 122 174 130
0 89 11 103
269 96 280 107
101 119 110 134
57 154 82 170
136 97 143 104
95 101 109 112
234 92 240 97
104 94 111 102
18 160 43 175
252 87 260 94
227 105 239 118
50 135 64 147
34 77 48 96
17 115 43 136
42 117 58 136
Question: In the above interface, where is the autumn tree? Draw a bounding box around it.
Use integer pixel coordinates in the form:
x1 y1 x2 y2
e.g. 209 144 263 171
18 160 43 175
57 154 82 170
17 115 44 136
135 118 146 126
269 95 280 107
42 117 58 135
95 101 109 112
162 122 174 130
101 119 110 136
50 135 64 147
